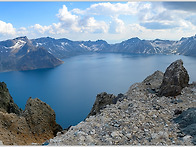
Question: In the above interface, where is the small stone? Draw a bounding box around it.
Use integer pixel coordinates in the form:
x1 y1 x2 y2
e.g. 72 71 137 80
126 133 132 139
111 131 119 138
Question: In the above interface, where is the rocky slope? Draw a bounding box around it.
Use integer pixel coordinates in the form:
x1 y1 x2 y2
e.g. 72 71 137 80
49 60 196 145
0 36 63 72
0 82 62 145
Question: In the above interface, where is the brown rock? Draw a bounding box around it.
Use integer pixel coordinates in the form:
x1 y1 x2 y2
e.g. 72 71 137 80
22 98 62 136
0 82 62 145
158 59 189 97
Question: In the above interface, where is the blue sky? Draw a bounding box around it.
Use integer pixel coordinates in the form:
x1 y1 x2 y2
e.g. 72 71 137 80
1 2 196 43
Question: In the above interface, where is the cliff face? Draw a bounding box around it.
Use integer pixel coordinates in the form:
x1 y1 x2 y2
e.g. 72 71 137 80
49 60 196 145
0 82 62 145
0 82 22 115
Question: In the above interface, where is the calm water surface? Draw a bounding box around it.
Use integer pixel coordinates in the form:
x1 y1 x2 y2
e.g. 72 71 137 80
0 53 196 128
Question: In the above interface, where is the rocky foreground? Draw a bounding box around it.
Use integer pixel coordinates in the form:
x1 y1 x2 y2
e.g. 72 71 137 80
49 59 196 145
0 82 62 145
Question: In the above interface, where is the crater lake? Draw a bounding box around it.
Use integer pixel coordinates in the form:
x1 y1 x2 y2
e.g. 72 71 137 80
0 53 196 128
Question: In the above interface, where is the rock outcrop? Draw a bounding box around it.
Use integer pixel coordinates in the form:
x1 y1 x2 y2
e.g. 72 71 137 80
87 92 116 118
49 60 195 146
0 82 62 145
0 82 22 115
87 92 126 118
158 59 189 97
22 98 62 137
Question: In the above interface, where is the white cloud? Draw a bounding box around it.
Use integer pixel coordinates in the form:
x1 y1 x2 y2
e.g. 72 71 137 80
57 5 80 32
72 2 140 17
31 24 53 34
55 5 109 34
2 2 196 43
0 20 16 36
109 17 125 34
79 17 109 33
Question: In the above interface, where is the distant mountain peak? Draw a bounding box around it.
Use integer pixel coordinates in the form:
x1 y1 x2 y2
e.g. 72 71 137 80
126 37 141 42
14 36 29 41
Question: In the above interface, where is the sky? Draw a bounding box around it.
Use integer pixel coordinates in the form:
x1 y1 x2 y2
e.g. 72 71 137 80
1 2 196 43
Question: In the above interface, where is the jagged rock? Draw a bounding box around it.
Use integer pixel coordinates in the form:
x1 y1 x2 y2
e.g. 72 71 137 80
22 98 62 136
174 108 196 145
158 59 189 97
142 70 164 93
0 82 22 115
113 93 126 104
0 81 62 145
86 92 116 118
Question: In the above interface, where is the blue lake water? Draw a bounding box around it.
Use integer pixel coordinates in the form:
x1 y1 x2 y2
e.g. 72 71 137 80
0 53 196 128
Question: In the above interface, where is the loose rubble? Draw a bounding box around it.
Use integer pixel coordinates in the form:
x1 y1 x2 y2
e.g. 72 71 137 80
49 60 196 145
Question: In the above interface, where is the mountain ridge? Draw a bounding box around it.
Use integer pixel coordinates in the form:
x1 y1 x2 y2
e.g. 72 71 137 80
30 34 196 58
1 34 196 72
0 36 63 72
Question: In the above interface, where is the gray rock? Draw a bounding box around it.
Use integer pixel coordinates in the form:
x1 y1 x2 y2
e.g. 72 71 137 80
22 97 62 136
158 59 189 97
113 93 126 104
0 82 22 115
86 92 116 118
174 107 196 128
142 70 164 91
174 107 196 145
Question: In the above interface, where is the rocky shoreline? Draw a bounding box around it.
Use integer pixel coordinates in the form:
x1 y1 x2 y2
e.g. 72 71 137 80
49 59 196 145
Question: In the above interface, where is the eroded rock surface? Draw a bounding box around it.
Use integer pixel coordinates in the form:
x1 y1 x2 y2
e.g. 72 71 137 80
0 82 22 115
158 59 189 96
0 82 62 145
22 98 62 137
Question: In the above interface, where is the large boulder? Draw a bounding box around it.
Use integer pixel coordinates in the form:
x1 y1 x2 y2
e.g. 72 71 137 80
22 98 62 137
0 82 22 115
158 59 189 97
